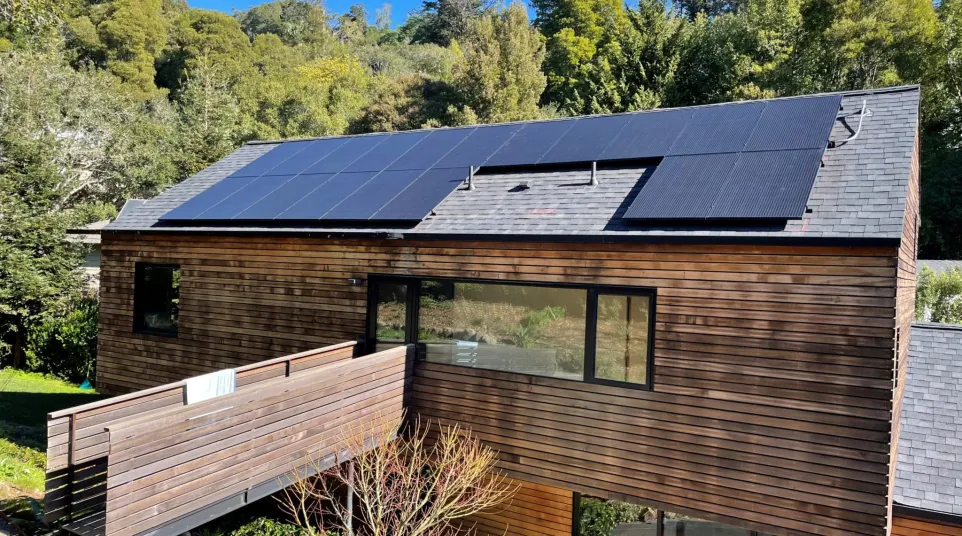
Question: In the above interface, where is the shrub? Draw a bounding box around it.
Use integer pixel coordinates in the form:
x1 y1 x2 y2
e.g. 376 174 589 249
917 265 962 324
25 298 98 383
230 517 312 536
578 496 650 536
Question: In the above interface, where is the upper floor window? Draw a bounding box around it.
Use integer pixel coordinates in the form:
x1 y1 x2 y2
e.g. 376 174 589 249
134 263 180 336
368 277 654 389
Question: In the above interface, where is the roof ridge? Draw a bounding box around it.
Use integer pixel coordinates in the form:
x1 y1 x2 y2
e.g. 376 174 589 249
245 85 921 147
912 321 962 332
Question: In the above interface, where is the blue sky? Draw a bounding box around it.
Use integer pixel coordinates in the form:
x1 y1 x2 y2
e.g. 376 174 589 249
189 0 423 28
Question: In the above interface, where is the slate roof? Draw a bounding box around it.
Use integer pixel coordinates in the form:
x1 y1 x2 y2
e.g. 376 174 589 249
895 323 962 516
108 86 920 243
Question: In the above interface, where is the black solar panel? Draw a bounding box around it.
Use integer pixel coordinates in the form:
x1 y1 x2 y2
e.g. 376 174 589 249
484 120 574 167
303 135 389 174
435 124 520 168
707 149 824 219
388 128 474 171
373 167 467 220
323 169 426 220
622 153 739 219
160 92 841 226
668 101 765 155
263 138 349 176
342 131 429 173
744 95 842 151
234 173 334 220
539 115 630 164
601 109 691 160
227 140 314 177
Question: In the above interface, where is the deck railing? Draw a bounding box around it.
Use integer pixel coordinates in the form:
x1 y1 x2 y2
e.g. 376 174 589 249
45 342 410 536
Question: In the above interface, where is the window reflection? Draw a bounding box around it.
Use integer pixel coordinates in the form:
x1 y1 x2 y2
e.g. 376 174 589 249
417 280 586 380
594 294 651 384
577 496 772 536
374 282 407 352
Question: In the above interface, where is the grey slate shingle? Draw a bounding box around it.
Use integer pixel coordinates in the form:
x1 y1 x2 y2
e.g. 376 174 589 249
109 86 920 241
895 323 962 515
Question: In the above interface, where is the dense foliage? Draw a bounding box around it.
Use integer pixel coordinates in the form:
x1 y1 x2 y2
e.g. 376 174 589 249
917 265 962 324
1 0 961 370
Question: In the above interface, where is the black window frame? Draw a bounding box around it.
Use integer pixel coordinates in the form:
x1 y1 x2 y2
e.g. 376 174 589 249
133 262 181 337
365 274 656 391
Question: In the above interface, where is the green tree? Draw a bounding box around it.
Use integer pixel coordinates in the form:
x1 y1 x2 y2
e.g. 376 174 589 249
406 0 486 46
917 265 962 324
454 2 547 123
157 8 253 94
236 0 332 46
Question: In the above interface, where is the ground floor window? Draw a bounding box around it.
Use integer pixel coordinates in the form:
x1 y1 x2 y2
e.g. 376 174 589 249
576 495 772 536
367 276 655 389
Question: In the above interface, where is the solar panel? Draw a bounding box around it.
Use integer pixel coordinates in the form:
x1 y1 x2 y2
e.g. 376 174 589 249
342 131 429 173
539 115 631 164
233 173 335 220
434 124 520 169
262 138 349 176
160 175 262 221
707 149 823 219
387 128 475 171
601 109 691 160
373 167 467 221
484 120 574 167
302 135 389 175
668 102 765 155
278 171 378 220
323 169 425 220
194 174 295 220
622 153 739 220
227 141 314 177
744 95 842 151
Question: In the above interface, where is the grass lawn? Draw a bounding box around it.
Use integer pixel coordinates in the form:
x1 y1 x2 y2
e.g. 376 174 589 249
0 369 101 500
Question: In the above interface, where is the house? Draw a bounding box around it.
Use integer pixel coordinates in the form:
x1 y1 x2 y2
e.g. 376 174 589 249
51 85 920 536
66 200 146 293
892 322 962 536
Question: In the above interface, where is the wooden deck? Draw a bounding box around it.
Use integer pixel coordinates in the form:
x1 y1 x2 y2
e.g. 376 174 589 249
46 342 408 536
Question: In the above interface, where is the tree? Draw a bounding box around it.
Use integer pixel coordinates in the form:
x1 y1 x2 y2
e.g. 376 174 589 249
406 0 486 46
917 265 962 324
157 8 253 94
454 3 547 123
236 0 332 46
280 414 516 536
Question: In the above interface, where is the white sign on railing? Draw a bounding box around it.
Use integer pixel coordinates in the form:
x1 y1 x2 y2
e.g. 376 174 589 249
185 369 236 405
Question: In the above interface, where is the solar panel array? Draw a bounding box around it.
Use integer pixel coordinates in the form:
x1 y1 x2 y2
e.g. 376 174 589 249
160 94 842 225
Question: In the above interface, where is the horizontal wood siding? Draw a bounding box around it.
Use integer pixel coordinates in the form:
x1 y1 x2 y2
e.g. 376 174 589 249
103 346 407 536
96 234 900 536
462 478 573 536
893 514 962 536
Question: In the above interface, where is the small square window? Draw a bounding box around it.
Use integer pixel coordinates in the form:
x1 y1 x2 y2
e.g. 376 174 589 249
134 263 180 336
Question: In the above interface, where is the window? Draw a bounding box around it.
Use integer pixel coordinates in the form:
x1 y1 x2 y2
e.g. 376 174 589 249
590 292 652 386
134 263 180 336
367 277 654 389
575 495 773 536
418 280 587 380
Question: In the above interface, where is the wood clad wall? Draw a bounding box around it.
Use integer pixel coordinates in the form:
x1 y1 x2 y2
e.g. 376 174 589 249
892 514 962 536
461 479 573 536
96 234 900 536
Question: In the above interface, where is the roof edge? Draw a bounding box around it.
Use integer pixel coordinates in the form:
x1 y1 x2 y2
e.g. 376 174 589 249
894 503 962 527
102 228 902 248
911 321 962 332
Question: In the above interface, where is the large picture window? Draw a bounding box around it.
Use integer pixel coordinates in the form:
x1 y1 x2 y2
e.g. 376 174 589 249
575 495 772 536
367 277 654 389
133 263 181 336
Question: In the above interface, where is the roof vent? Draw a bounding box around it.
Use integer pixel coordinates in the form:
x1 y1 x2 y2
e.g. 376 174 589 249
465 166 476 191
589 162 599 186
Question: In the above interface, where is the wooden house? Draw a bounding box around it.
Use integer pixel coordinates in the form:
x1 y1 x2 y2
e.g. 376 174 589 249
61 85 922 536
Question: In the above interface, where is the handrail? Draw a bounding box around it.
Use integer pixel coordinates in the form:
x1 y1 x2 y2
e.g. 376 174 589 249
48 340 358 419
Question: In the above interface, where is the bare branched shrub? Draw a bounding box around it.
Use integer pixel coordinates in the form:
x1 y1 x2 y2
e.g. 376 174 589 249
280 412 517 536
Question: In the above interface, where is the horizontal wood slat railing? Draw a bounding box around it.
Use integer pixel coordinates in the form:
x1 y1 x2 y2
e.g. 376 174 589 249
44 340 371 530
103 345 407 536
